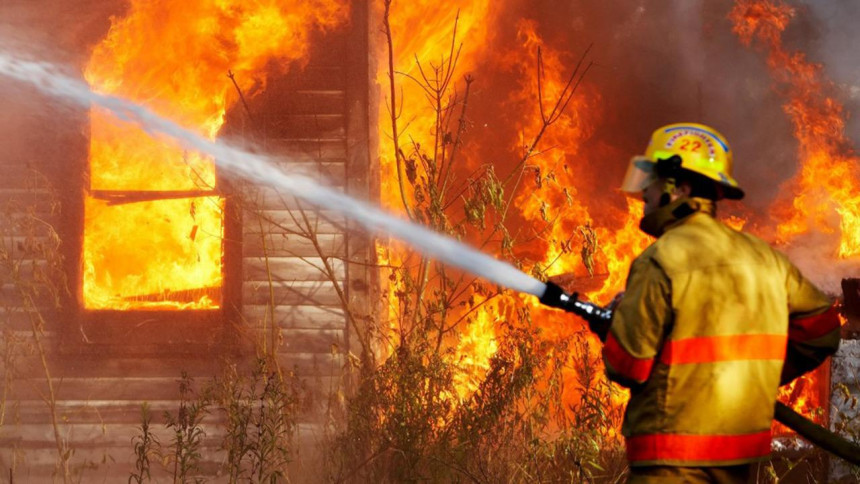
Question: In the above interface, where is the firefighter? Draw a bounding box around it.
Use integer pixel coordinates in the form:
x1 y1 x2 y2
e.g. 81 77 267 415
607 123 842 483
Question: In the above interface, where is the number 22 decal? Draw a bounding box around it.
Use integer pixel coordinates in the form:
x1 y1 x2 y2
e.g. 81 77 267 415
678 139 702 151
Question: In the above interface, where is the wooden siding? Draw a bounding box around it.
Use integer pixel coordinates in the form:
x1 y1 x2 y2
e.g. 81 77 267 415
0 1 370 481
238 32 351 359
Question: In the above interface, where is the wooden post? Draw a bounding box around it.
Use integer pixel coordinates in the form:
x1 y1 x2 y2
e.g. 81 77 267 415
344 0 376 387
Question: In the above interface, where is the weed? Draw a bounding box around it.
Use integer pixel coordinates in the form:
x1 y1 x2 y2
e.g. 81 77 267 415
163 372 211 484
216 357 302 483
129 402 158 484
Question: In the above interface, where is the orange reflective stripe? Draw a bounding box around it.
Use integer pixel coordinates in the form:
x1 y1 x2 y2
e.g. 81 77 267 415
659 334 787 365
790 304 841 341
627 431 772 462
604 332 654 382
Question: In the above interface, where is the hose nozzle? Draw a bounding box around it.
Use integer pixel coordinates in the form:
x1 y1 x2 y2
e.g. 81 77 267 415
538 280 572 309
539 281 613 341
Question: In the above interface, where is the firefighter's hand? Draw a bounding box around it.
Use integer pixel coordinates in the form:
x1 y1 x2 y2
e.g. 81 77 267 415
588 292 621 343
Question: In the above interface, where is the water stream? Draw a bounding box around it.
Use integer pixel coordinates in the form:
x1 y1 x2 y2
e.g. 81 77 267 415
0 51 547 298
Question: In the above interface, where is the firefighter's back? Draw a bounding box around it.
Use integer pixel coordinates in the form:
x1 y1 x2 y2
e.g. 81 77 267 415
628 210 792 466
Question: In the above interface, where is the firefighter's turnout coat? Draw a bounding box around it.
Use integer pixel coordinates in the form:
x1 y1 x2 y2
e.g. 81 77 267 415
606 201 841 466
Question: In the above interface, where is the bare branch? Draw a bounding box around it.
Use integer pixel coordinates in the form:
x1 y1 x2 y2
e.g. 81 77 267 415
383 0 416 220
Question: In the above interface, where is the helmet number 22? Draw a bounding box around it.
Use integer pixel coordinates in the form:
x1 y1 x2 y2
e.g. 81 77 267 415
678 139 702 151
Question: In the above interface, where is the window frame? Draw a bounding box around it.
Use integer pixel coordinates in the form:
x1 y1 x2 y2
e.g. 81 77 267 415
61 133 242 356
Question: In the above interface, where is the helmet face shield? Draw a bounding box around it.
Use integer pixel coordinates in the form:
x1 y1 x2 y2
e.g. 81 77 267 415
620 156 657 194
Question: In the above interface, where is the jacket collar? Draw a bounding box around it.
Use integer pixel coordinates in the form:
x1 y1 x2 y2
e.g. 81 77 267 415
639 197 715 237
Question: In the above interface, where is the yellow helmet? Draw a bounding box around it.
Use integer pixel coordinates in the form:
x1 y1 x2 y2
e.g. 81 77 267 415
620 123 744 200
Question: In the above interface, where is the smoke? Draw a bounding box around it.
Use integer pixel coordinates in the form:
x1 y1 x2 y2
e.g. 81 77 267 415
0 1 121 63
796 1 860 144
0 1 123 194
785 233 860 295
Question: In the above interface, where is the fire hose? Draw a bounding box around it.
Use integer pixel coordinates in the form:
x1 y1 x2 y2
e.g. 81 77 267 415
539 281 860 466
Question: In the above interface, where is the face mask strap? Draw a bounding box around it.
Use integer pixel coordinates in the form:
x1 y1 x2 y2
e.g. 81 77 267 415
658 177 676 207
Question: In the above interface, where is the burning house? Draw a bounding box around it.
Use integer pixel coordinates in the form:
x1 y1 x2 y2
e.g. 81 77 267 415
0 0 374 480
0 0 859 482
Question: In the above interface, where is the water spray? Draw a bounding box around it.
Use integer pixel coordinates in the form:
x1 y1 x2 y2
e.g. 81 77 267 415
0 50 616 319
0 51 548 297
0 50 616 325
0 51 676 336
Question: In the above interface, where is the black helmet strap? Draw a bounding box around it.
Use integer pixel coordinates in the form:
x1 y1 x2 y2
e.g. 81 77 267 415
654 154 683 178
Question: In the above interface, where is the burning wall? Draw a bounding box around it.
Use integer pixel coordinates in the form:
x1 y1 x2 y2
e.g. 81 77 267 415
0 0 362 480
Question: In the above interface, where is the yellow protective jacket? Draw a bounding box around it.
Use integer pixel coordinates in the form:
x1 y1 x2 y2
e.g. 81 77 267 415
605 202 841 467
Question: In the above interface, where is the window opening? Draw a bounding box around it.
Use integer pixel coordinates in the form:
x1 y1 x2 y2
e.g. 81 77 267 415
82 111 225 310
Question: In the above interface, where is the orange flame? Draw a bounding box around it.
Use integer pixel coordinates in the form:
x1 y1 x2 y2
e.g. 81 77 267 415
502 21 648 411
731 0 860 259
376 1 502 395
83 0 348 310
377 1 495 213
451 296 500 400
378 6 649 407
495 20 652 307
775 363 830 434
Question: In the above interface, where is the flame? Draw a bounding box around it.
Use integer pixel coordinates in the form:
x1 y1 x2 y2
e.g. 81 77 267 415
377 1 495 213
376 1 502 394
501 21 649 413
774 364 829 435
451 296 499 400
83 0 348 309
375 1 496 362
730 0 860 259
500 20 651 306
378 1 846 431
503 21 643 302
378 6 649 411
